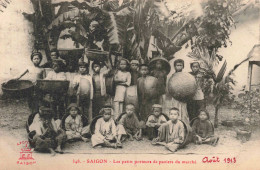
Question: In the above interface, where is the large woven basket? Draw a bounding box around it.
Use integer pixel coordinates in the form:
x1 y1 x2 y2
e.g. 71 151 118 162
168 72 196 101
137 76 159 99
125 85 139 110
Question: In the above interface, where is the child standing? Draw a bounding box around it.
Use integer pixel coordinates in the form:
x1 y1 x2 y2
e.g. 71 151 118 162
130 60 139 86
91 60 110 117
192 110 219 146
187 61 206 120
17 51 45 114
65 103 90 142
152 108 185 152
137 64 160 121
146 104 167 140
117 104 145 142
18 51 46 83
45 59 67 119
72 62 94 123
29 106 67 156
150 58 170 96
91 106 121 148
113 59 131 118
166 59 190 125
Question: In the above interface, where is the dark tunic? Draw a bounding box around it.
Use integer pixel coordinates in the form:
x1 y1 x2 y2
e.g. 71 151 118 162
192 119 214 138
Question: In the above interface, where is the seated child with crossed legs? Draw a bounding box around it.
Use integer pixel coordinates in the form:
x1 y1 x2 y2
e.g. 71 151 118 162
192 109 219 146
117 104 145 143
29 106 66 156
152 107 185 152
91 106 121 148
146 104 167 140
65 103 90 142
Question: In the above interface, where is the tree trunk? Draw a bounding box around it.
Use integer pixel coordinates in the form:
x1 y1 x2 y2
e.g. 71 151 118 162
214 104 220 128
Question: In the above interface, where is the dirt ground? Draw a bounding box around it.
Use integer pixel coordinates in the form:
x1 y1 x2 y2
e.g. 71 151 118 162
1 98 260 156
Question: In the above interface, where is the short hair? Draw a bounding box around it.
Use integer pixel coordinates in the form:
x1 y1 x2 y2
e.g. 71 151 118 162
31 51 43 61
199 109 210 119
126 103 135 109
173 59 184 68
91 60 101 70
190 62 200 69
169 107 180 115
139 64 149 69
78 62 89 68
99 106 112 115
50 49 59 57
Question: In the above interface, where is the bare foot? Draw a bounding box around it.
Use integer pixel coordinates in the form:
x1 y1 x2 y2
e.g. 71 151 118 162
129 136 134 141
55 146 63 154
49 148 56 156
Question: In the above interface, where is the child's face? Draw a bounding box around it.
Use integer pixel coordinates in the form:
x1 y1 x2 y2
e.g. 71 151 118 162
175 63 183 72
32 55 41 66
155 61 163 69
70 107 78 118
191 63 200 73
52 63 60 72
126 105 135 116
103 109 112 121
79 66 87 74
119 60 127 70
153 108 161 117
130 63 138 71
169 110 179 121
93 64 101 73
50 52 58 60
140 66 149 76
199 111 208 121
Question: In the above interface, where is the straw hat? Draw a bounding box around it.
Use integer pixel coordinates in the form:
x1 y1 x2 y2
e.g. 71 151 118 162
149 57 171 74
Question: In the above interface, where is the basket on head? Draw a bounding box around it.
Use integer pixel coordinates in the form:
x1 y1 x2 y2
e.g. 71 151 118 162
149 57 171 75
168 72 197 101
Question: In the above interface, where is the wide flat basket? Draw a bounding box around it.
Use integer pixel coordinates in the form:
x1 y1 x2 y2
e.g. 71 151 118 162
36 80 70 94
1 80 34 98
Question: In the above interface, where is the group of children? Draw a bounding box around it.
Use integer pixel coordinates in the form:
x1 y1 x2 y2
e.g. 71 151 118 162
24 50 219 155
29 102 218 155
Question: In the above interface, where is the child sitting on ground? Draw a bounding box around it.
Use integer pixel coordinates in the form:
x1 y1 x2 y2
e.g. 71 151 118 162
65 103 90 142
152 107 185 152
117 104 145 142
192 109 219 146
91 106 121 148
29 106 67 156
72 62 94 123
146 104 167 140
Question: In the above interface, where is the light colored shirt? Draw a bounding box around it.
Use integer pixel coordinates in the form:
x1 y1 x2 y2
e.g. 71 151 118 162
146 114 167 127
94 117 117 137
72 74 94 99
45 71 66 80
65 115 83 132
114 70 131 86
22 66 45 84
29 114 58 136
